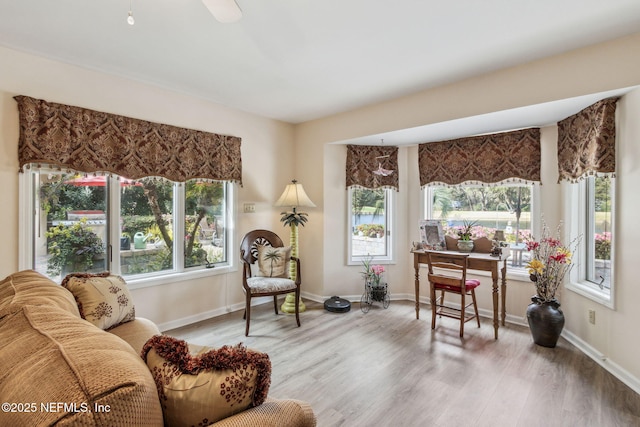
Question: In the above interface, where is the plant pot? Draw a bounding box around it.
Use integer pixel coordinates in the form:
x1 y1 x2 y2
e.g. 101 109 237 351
457 240 474 252
526 296 565 348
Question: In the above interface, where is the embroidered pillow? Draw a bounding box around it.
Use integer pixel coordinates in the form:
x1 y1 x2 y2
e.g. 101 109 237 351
142 335 271 426
257 245 291 278
61 272 135 330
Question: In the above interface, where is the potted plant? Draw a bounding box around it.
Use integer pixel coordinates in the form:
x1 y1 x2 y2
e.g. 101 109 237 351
524 221 580 347
456 219 477 252
46 220 105 277
361 254 387 302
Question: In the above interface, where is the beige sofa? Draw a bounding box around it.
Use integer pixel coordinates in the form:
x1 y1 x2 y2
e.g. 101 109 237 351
0 270 316 426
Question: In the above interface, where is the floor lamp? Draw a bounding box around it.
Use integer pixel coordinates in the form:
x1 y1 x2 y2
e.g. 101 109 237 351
274 179 316 313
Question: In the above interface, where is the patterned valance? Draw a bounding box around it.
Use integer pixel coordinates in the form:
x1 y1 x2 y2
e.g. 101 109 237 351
14 95 242 184
346 145 399 191
419 128 541 187
557 97 618 183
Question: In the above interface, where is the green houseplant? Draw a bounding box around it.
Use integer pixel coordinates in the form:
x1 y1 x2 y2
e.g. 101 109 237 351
46 220 105 276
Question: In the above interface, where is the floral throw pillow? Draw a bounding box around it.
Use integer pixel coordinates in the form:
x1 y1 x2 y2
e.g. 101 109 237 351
61 272 135 330
142 335 271 426
256 245 291 278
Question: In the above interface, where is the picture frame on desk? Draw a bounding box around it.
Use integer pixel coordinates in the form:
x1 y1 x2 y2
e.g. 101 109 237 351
419 219 445 250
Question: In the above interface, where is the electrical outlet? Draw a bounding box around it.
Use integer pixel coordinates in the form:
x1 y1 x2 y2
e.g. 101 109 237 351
243 203 255 213
589 309 596 325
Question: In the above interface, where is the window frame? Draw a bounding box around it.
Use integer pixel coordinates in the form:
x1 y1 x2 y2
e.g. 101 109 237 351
566 176 615 309
422 183 540 280
347 187 395 265
19 169 237 289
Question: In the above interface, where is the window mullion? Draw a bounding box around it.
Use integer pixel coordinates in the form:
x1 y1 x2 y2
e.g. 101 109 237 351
174 184 185 271
108 176 121 274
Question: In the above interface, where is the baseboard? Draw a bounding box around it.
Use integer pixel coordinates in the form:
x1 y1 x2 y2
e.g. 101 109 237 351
157 302 243 332
561 329 640 395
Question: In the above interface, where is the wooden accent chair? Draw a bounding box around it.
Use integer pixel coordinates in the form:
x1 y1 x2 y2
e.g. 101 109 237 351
239 229 301 336
426 252 481 337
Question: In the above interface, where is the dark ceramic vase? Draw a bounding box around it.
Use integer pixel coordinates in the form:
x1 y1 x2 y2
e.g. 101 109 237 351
526 296 565 348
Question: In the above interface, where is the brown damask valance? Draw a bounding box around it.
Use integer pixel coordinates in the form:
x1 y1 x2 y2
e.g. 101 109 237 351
15 95 242 184
419 128 541 187
557 97 618 183
346 144 399 191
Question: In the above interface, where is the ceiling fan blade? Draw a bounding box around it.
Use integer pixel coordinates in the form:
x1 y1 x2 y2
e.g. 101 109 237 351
202 0 242 23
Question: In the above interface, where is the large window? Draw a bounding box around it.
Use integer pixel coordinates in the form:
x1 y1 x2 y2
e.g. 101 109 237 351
348 188 394 263
22 169 232 283
568 176 614 306
424 184 537 273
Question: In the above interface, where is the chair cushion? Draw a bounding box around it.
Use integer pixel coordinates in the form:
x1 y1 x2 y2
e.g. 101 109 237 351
257 245 291 278
246 277 297 294
61 272 135 330
434 279 481 293
142 335 271 426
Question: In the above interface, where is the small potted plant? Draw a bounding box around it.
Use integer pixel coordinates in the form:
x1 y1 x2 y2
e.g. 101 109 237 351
456 219 477 252
361 254 387 301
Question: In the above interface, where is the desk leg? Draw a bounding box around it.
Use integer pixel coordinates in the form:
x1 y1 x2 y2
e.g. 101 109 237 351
492 270 499 340
414 265 420 319
501 260 507 326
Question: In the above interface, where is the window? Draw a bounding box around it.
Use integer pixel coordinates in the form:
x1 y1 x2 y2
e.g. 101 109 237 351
348 188 394 263
21 168 233 284
567 176 614 306
423 184 538 274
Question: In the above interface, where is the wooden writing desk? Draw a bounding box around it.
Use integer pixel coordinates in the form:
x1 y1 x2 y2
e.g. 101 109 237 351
412 241 509 339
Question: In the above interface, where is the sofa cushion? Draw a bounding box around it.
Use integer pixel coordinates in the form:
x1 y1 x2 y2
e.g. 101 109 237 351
0 270 80 317
61 272 135 330
257 245 291 278
0 304 163 426
142 335 271 426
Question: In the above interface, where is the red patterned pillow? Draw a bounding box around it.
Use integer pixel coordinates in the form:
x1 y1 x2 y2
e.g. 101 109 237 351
142 335 271 426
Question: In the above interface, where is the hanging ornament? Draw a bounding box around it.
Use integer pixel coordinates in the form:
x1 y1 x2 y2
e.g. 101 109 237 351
372 139 394 176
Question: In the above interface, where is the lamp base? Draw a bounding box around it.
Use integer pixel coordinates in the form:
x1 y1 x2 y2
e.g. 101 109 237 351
281 292 306 313
324 296 351 313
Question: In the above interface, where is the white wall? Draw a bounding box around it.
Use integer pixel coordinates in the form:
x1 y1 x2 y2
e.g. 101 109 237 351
0 45 296 329
295 33 640 391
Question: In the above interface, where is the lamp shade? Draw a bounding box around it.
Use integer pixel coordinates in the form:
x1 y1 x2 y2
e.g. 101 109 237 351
274 180 316 209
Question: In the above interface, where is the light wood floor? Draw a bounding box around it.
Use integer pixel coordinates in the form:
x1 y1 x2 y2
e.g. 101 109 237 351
166 299 640 427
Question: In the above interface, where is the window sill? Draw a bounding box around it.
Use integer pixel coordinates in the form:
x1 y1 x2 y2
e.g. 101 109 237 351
566 281 614 309
127 264 236 290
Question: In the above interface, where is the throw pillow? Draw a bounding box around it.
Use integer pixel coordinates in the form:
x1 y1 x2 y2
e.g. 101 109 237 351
142 335 271 426
61 272 135 330
257 245 291 278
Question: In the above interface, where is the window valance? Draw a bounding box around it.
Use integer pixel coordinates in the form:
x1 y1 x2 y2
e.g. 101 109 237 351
557 97 618 183
346 144 399 191
418 128 541 187
15 95 242 185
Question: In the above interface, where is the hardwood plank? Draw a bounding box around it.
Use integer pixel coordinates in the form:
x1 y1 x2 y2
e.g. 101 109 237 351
166 300 640 427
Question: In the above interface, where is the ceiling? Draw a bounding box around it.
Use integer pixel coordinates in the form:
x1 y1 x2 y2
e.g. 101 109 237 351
1 0 640 143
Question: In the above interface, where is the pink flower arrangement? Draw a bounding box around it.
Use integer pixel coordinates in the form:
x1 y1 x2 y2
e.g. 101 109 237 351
361 254 386 286
371 264 385 286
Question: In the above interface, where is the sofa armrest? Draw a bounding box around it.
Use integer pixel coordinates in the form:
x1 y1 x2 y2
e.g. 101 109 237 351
108 317 160 354
210 398 316 427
